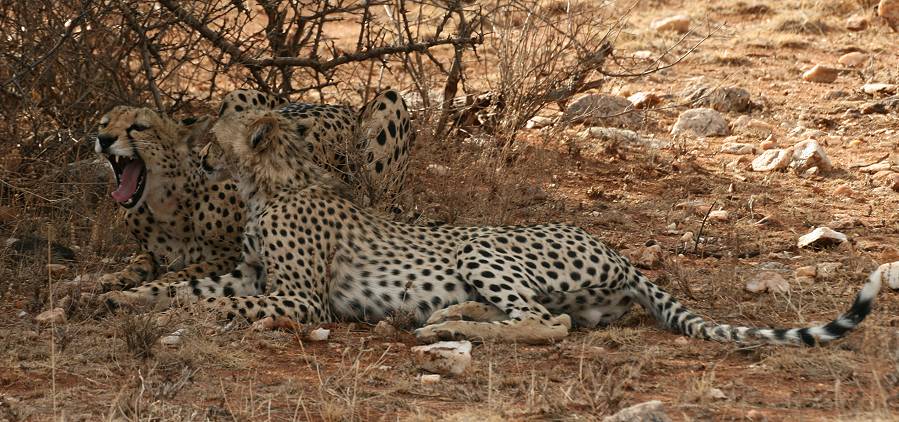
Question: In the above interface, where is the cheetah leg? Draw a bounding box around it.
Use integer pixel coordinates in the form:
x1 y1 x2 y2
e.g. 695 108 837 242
201 292 331 323
99 261 263 311
95 252 158 291
415 316 570 345
426 301 509 325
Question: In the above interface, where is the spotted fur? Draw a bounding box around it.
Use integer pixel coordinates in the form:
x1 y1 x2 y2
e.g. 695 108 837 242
106 92 884 346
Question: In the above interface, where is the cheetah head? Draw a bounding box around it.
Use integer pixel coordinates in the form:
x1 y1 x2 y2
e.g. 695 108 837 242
96 106 210 209
211 110 345 193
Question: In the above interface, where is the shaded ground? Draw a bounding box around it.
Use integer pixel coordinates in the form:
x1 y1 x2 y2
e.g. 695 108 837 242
1 0 898 420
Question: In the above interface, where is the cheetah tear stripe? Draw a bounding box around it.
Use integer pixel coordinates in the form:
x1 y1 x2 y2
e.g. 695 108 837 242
632 266 883 346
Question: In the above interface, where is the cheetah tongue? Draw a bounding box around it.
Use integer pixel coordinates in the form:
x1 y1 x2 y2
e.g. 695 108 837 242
111 160 142 203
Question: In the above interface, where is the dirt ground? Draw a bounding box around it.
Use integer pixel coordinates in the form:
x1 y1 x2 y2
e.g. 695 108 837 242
2 0 898 420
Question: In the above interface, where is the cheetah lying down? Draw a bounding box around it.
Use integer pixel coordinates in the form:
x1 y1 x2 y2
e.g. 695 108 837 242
104 92 885 346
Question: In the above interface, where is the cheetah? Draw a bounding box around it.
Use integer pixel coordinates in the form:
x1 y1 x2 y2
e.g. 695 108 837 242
93 107 244 292
93 89 413 296
212 89 413 210
105 97 885 347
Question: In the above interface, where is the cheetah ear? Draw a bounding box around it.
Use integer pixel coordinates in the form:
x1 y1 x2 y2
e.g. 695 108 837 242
178 115 211 146
248 117 280 151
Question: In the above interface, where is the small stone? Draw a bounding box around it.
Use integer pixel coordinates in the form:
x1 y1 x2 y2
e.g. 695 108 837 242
160 335 182 347
252 316 300 331
798 227 848 249
526 116 556 129
859 161 894 173
627 92 662 109
419 374 441 384
751 148 792 172
708 210 729 222
795 265 817 279
680 232 695 244
674 337 689 345
621 244 665 269
373 320 397 338
745 271 789 293
746 409 765 420
35 308 66 325
686 86 752 113
665 222 677 233
816 262 843 280
846 15 869 31
308 328 330 341
833 184 853 196
790 139 832 172
579 127 642 144
632 50 654 59
426 164 450 177
411 340 472 375
732 116 773 138
17 310 28 318
802 64 839 83
603 400 671 422
862 83 898 95
707 388 727 400
759 137 777 150
720 142 756 155
562 94 641 128
651 15 691 33
876 261 899 290
872 171 899 191
671 108 730 138
880 0 899 30
838 52 868 68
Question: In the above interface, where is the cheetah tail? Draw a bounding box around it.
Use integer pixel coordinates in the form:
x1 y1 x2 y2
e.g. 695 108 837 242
630 267 884 346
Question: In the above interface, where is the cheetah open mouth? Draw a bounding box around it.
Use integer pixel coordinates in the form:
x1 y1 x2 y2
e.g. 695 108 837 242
106 153 147 208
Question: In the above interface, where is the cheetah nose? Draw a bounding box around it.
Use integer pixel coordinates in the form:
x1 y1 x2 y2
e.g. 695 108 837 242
97 134 117 151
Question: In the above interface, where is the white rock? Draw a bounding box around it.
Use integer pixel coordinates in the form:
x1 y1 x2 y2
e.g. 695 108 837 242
708 210 729 222
632 50 654 59
877 261 899 290
707 388 728 400
651 15 691 33
859 161 894 173
686 86 752 113
411 340 472 375
580 127 642 144
35 308 66 325
862 83 898 95
745 271 789 293
790 139 832 172
426 164 450 177
160 335 182 347
680 232 695 243
798 227 848 249
603 400 671 422
838 52 868 68
751 148 792 172
802 64 838 83
872 171 899 191
419 374 441 384
795 265 817 279
720 142 755 155
308 328 330 341
833 184 853 196
627 92 661 109
671 108 729 138
526 116 556 129
17 310 28 318
562 94 641 128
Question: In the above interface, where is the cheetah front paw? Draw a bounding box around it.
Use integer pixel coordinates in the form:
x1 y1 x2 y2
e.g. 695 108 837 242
98 290 146 311
414 323 463 343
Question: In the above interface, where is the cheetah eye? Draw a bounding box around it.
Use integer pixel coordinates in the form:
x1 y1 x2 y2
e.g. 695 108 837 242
128 123 150 132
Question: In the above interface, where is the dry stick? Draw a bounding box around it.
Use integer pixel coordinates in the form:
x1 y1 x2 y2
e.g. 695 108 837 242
47 224 57 417
694 201 718 256
122 6 164 111
157 0 482 71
